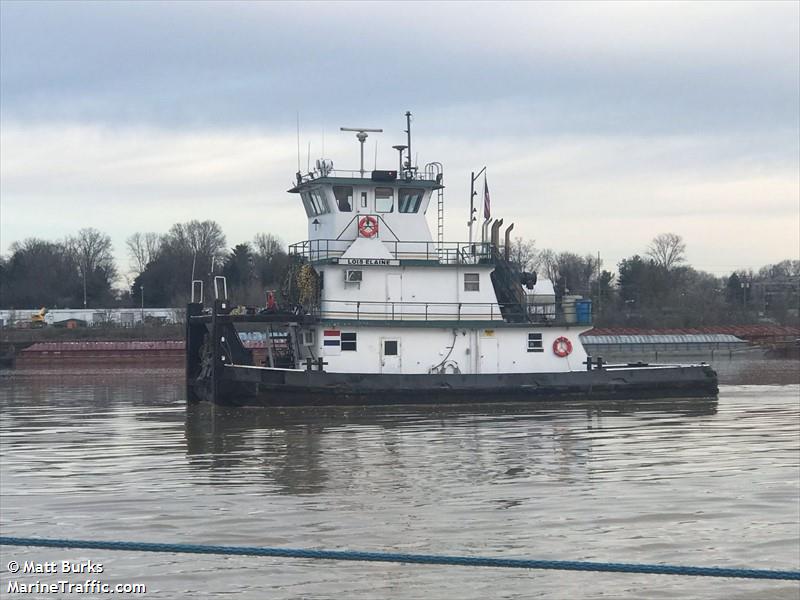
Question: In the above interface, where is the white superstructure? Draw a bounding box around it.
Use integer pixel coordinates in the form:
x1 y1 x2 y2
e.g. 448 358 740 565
287 115 592 376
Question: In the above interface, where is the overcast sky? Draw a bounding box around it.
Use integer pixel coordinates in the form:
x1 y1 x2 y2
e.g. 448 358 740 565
1 0 798 280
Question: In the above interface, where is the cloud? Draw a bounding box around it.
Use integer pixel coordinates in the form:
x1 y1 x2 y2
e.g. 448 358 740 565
0 1 797 283
2 123 797 280
2 1 797 135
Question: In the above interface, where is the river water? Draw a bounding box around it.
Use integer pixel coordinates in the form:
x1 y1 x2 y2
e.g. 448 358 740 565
0 359 798 599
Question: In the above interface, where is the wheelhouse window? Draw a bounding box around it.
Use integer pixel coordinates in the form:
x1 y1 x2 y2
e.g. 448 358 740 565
464 273 480 292
300 189 330 216
527 333 543 352
341 332 357 351
333 186 353 212
398 188 424 213
375 187 394 213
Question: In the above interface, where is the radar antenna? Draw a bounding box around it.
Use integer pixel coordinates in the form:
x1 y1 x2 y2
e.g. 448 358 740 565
340 127 383 176
403 111 416 175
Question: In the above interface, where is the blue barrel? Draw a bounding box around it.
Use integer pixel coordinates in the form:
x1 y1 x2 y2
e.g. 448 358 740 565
576 300 593 324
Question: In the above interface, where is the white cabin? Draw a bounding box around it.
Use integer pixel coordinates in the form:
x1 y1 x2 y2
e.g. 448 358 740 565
285 120 591 376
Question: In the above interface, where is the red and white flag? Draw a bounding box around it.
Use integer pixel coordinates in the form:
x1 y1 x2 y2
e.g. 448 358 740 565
483 178 491 219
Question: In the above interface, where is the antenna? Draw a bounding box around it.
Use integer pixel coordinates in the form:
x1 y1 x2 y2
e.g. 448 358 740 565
307 141 311 173
340 127 383 176
296 112 301 173
404 111 416 173
392 144 407 173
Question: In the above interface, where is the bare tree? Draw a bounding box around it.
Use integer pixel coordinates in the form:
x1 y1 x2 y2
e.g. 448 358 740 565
647 233 686 270
67 228 116 279
167 220 226 263
64 228 117 307
253 233 284 260
126 232 163 275
507 237 539 272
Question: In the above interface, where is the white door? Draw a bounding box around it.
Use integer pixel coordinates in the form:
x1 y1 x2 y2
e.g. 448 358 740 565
381 338 402 374
386 273 402 319
479 335 498 373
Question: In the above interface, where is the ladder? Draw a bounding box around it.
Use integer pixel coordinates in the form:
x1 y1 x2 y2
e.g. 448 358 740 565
425 162 444 247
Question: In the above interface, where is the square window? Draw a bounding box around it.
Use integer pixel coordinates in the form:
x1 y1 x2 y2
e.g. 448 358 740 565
375 187 394 213
341 332 357 351
527 333 543 352
464 273 480 292
384 340 398 356
399 188 424 213
334 186 353 212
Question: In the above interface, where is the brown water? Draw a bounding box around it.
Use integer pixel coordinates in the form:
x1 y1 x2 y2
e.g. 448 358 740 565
0 359 798 599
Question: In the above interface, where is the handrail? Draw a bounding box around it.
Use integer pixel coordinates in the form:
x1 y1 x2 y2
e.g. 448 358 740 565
296 168 440 185
289 239 497 264
315 299 577 324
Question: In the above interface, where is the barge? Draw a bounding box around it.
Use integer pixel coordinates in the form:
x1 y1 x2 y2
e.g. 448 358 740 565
186 113 718 407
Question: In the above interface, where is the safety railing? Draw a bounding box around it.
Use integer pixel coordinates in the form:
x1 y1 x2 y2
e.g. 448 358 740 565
317 300 505 322
313 300 584 324
289 239 497 265
296 168 440 185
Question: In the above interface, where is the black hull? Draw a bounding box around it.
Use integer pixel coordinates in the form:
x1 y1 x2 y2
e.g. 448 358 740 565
189 364 719 407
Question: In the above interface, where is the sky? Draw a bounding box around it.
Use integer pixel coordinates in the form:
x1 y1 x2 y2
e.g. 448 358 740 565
1 0 798 282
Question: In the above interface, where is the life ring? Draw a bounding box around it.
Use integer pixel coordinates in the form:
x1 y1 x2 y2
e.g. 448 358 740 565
552 336 573 357
358 215 379 238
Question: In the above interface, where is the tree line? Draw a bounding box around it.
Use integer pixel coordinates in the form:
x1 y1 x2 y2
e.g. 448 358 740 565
509 232 799 327
0 225 797 327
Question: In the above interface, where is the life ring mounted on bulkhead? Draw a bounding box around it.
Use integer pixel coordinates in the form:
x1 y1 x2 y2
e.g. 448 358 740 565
358 215 379 238
552 336 573 358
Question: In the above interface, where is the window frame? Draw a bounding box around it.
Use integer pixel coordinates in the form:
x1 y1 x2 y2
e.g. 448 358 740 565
341 332 357 351
527 332 543 353
333 186 353 212
375 187 394 213
398 187 424 213
464 273 480 292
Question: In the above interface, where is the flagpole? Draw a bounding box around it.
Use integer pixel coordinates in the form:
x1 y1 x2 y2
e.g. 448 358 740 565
468 166 486 245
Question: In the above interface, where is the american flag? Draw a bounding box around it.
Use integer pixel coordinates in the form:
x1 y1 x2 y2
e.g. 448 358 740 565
483 178 491 219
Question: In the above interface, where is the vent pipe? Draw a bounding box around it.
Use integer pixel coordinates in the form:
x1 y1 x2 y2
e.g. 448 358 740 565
504 223 514 261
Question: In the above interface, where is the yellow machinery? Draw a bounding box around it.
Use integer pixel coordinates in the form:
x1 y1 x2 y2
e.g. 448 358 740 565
30 307 48 328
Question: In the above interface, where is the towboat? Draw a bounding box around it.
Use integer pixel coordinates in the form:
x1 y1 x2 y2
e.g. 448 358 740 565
185 113 718 406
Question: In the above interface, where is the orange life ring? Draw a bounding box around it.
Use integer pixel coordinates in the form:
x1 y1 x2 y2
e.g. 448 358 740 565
358 215 379 238
552 336 573 357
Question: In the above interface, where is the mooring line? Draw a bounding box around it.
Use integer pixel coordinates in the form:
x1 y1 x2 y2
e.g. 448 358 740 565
1 537 798 581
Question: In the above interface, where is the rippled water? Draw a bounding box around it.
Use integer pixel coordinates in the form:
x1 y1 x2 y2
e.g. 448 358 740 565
1 360 798 599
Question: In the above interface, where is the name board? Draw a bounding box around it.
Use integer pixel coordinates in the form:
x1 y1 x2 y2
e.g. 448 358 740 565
338 258 400 267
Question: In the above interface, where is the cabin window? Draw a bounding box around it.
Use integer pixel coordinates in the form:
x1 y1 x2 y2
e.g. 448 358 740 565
334 186 353 212
527 333 543 352
300 192 315 217
360 191 368 209
345 269 362 290
301 189 330 216
464 273 480 292
309 189 330 215
375 187 394 213
341 332 357 351
384 340 398 356
302 330 315 346
399 188 424 213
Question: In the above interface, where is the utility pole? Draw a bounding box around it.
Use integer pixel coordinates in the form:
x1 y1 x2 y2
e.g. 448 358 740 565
140 285 145 325
82 258 88 309
468 167 486 245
